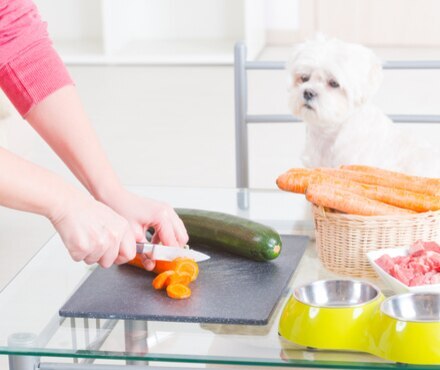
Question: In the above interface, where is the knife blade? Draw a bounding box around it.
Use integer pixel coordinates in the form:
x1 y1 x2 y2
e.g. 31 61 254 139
136 243 210 262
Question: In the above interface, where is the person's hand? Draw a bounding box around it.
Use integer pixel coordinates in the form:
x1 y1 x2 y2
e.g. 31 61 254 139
50 192 136 268
99 187 189 271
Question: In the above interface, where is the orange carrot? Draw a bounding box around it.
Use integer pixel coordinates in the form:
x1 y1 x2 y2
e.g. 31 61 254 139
128 254 145 269
359 184 440 212
277 168 366 196
129 255 198 300
305 183 415 216
166 284 191 299
341 165 440 187
152 271 175 290
276 168 314 193
276 167 440 212
167 271 192 286
323 166 440 196
307 173 440 213
154 258 199 282
128 256 199 282
152 271 192 290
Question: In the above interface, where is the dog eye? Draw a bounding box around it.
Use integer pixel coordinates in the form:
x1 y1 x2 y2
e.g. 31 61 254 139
329 79 340 88
299 74 310 83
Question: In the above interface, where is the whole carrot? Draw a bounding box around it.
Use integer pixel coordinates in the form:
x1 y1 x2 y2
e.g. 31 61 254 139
308 174 440 213
339 165 440 196
305 183 415 216
360 184 440 212
277 169 360 194
276 168 313 193
316 168 440 197
277 167 440 212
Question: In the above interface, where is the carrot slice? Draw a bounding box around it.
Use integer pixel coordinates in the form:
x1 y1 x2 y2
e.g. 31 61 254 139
155 258 199 282
152 270 175 290
167 271 192 286
128 256 199 281
175 260 199 282
166 284 191 299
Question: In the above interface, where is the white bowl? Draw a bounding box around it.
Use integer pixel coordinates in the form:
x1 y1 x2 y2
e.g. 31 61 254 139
367 247 440 294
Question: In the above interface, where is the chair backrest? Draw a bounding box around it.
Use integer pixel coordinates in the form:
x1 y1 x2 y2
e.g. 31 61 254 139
234 42 440 188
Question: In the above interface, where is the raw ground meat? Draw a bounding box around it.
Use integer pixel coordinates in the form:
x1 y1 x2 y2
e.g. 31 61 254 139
375 241 440 286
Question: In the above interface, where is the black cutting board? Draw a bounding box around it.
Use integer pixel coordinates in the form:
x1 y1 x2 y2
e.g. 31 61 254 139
59 235 308 325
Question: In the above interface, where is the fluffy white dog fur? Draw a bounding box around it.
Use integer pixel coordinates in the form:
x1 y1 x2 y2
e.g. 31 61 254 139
287 36 440 177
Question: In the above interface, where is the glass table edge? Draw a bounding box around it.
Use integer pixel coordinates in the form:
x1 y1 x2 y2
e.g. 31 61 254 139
1 348 433 369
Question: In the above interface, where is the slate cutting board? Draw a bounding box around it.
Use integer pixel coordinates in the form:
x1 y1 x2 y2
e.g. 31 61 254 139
59 235 308 325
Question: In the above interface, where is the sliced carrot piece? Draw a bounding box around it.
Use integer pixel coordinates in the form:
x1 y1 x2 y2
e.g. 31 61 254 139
166 284 191 299
167 271 192 286
155 258 199 282
129 256 199 285
152 270 175 290
174 260 199 282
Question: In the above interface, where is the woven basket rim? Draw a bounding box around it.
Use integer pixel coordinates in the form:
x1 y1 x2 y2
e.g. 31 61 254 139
312 204 440 221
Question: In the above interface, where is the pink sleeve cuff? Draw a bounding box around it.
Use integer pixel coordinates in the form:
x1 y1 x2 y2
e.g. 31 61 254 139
0 40 74 117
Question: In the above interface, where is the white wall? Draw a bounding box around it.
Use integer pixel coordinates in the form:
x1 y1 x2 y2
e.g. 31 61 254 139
264 0 299 30
35 0 103 41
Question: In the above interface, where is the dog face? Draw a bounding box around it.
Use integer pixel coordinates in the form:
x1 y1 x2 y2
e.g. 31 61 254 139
287 36 383 128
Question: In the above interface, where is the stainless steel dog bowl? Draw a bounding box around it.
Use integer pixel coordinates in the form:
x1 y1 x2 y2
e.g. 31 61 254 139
293 279 380 308
371 293 440 364
381 293 440 322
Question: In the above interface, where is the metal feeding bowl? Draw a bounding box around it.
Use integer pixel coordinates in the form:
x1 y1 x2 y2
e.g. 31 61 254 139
294 280 380 308
381 293 440 322
279 280 383 351
371 293 440 364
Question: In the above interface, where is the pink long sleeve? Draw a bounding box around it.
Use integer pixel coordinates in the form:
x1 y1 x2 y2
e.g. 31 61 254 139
0 0 73 116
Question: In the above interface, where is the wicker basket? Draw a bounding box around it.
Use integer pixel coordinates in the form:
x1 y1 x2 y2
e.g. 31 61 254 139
312 205 440 278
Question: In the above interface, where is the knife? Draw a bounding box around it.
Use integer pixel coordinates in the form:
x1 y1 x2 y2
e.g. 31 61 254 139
136 242 210 262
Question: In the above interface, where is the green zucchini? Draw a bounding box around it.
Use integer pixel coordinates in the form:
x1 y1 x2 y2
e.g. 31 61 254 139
176 208 282 261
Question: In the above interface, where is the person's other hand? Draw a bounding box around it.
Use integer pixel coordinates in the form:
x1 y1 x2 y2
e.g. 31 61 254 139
51 193 136 268
100 188 189 271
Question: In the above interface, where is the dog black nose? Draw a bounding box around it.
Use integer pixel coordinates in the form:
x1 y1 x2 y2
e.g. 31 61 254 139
303 89 317 101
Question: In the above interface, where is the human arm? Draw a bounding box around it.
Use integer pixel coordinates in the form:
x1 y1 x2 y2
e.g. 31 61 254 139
0 0 188 269
0 147 136 267
26 85 188 249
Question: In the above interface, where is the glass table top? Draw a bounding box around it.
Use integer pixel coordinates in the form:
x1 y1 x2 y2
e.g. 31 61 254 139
0 187 432 369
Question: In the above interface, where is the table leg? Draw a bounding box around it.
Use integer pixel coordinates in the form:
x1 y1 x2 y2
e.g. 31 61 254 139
7 332 40 370
124 320 149 366
237 188 249 212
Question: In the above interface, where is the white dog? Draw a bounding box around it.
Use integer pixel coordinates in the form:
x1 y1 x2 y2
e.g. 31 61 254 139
287 36 440 177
